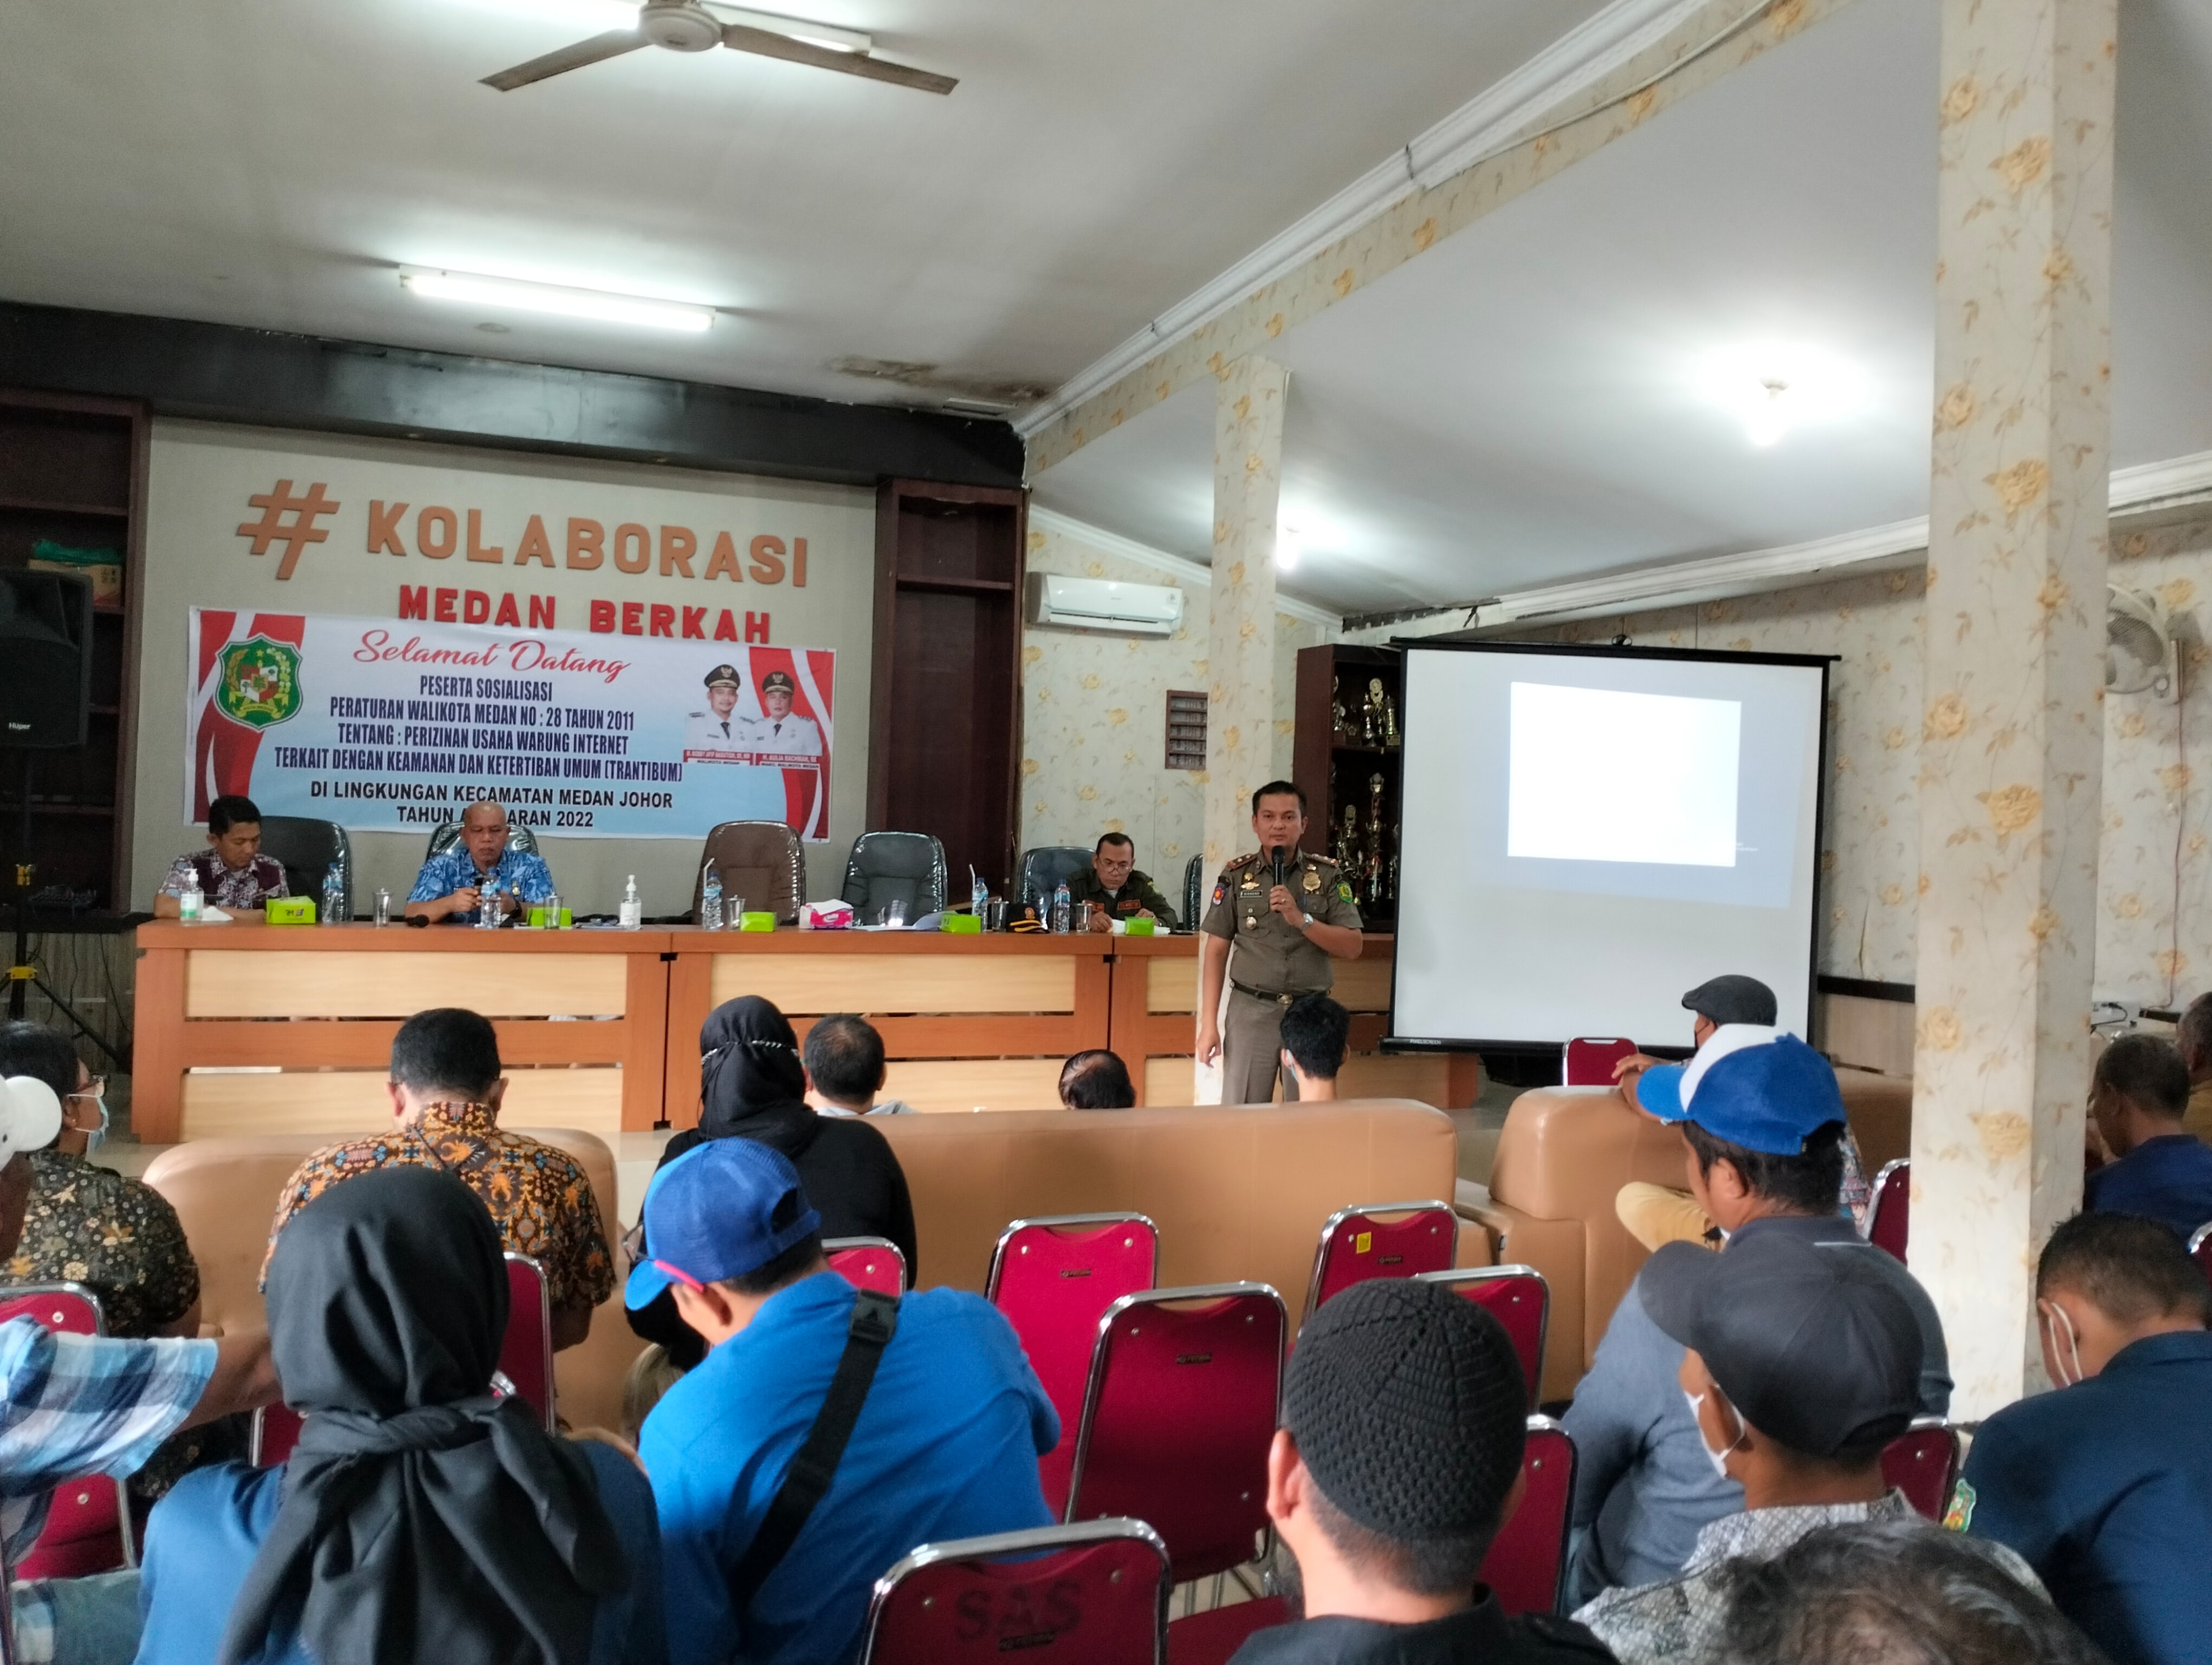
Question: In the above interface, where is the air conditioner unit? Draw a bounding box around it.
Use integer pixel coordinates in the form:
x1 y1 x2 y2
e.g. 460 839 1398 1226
1028 574 1184 636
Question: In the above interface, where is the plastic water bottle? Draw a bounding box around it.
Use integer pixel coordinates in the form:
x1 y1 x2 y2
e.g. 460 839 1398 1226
619 875 643 931
321 863 345 925
1051 879 1073 935
178 868 203 922
476 878 502 929
542 889 561 930
700 861 724 931
970 866 990 919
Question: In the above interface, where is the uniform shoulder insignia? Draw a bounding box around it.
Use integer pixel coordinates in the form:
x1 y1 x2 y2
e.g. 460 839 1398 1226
1225 852 1260 872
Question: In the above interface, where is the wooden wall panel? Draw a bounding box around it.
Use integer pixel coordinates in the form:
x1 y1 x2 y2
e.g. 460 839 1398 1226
185 950 626 1018
880 1058 1067 1113
707 951 1076 1014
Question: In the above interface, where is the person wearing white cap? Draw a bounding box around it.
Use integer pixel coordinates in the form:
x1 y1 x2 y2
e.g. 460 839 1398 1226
0 1074 279 1665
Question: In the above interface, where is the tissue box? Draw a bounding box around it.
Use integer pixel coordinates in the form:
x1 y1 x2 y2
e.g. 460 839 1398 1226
1119 916 1157 936
264 897 316 925
940 912 981 934
799 901 854 931
738 911 776 932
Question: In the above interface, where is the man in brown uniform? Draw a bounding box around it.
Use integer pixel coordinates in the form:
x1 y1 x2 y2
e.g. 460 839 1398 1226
1198 780 1364 1104
1066 832 1180 931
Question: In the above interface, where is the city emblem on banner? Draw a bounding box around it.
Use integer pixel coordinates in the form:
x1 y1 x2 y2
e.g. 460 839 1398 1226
214 636 303 730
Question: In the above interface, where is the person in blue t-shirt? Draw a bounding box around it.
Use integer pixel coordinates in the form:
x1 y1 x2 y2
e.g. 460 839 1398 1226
404 798 556 923
1952 1210 2212 1665
136 1166 663 1665
630 1139 1057 1665
2084 1034 2212 1242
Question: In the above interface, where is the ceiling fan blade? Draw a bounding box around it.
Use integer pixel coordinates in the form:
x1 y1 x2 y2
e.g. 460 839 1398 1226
720 24 956 94
481 30 648 91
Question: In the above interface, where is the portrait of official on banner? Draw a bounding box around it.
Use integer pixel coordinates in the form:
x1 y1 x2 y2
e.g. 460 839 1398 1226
187 609 835 839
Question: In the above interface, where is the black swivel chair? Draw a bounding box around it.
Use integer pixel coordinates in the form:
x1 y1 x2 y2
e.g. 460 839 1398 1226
1018 846 1093 913
257 816 353 920
692 821 807 924
1183 853 1206 931
840 832 947 920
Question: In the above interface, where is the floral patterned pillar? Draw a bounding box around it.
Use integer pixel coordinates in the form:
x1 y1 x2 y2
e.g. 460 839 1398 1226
1910 0 2116 1414
1202 355 1290 876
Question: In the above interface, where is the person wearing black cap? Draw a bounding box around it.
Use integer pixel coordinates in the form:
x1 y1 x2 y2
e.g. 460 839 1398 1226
1610 976 1778 1113
751 669 822 759
1230 1279 1613 1665
684 664 750 758
1561 1029 1950 1611
1572 1229 2025 1665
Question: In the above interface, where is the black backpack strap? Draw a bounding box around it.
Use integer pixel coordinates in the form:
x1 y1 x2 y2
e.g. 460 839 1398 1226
726 1287 901 1612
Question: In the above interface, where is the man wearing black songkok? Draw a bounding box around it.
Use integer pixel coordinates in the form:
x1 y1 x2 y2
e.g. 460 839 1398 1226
1233 1278 1614 1664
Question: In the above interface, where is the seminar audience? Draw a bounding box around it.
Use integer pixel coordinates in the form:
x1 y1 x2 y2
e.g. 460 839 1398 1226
1573 1228 2019 1665
1563 1028 1950 1607
630 1142 1055 1665
1059 1049 1136 1109
151 793 288 917
1233 1278 1610 1664
2081 1032 2212 1240
138 1167 663 1665
1278 993 1350 1102
1716 1518 2101 1665
633 996 917 1369
0 1074 277 1665
801 1013 914 1116
264 1007 613 1349
1952 1209 2212 1665
0 1021 199 1339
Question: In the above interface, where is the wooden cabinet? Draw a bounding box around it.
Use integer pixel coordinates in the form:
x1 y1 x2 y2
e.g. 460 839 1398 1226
1291 644 1403 928
867 479 1026 893
0 389 147 912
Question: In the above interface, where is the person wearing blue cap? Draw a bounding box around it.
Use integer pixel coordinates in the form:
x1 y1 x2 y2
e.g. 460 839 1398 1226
1560 1026 1951 1612
628 1139 1057 1665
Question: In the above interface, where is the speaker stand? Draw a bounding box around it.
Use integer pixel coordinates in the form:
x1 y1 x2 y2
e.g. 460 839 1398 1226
7 751 126 1070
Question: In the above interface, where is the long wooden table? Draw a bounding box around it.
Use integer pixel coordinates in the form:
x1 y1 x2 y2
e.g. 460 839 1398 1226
133 922 1473 1141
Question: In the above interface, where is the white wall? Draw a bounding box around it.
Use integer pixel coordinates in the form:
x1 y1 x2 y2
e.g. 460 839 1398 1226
133 420 874 917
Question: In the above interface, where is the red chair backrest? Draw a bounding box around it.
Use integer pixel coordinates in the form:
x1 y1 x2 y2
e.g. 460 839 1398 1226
860 1519 1169 1665
1478 1417 1576 1616
1881 1420 1961 1520
987 1215 1159 1517
500 1254 556 1431
253 1404 304 1468
1416 1267 1549 1410
0 1285 130 1580
827 1237 909 1298
2190 1224 2212 1292
1304 1203 1457 1324
1866 1160 1910 1262
1065 1284 1286 1583
1564 1037 1638 1087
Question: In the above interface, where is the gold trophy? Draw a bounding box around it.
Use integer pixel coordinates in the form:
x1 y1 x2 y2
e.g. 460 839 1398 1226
1363 678 1385 746
1337 802 1361 867
1382 688 1401 751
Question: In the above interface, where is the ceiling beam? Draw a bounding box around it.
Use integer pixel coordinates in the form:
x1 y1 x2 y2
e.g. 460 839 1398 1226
1019 0 1857 476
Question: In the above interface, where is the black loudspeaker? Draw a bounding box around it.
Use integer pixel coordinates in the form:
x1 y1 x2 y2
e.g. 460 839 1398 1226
0 570 93 748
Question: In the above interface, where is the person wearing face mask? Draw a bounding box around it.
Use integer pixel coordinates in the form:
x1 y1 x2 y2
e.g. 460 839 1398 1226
1948 1210 2212 1665
0 1022 200 1341
1573 1230 2037 1665
1561 1029 1950 1610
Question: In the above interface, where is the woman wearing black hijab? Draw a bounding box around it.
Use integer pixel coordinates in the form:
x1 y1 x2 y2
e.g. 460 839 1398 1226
626 995 917 1368
134 1166 666 1665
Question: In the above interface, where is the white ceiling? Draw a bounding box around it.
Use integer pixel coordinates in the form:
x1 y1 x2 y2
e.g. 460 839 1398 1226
1032 0 2212 616
0 0 1607 408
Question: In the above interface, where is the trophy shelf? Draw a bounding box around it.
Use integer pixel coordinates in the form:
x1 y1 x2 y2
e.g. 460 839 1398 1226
1291 644 1402 929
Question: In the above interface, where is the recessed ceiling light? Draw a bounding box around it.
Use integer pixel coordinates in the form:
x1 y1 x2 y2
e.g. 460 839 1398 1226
400 268 714 333
1697 343 1870 449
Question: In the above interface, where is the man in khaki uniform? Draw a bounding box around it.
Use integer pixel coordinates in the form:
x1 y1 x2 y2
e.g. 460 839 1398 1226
1066 832 1180 931
1198 780 1364 1104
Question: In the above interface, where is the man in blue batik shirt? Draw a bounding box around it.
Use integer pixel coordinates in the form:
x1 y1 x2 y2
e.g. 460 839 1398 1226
404 799 556 924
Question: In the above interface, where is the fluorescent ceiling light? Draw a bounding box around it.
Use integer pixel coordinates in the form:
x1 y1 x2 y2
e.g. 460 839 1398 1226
401 268 714 332
445 0 871 53
1696 343 1871 449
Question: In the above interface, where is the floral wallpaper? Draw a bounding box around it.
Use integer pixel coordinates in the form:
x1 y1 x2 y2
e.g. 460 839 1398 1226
1018 515 1326 897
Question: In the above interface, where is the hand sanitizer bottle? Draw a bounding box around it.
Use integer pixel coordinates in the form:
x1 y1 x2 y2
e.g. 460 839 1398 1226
619 875 643 931
700 861 724 931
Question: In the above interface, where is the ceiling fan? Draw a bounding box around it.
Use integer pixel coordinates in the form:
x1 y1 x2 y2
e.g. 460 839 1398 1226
481 1 956 94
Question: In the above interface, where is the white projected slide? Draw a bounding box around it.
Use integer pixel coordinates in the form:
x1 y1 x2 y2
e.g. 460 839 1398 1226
1506 683 1742 868
1391 644 1825 1047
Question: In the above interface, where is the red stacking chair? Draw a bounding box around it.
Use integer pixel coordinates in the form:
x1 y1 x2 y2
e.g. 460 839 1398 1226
1564 1037 1638 1087
1302 1202 1457 1326
2189 1223 2212 1292
1064 1283 1287 1585
859 1518 1171 1665
1415 1265 1550 1409
0 1285 134 1578
1882 1417 1961 1520
987 1214 1159 1516
251 1404 303 1468
1479 1416 1576 1616
1865 1159 1910 1262
500 1253 557 1431
826 1237 909 1297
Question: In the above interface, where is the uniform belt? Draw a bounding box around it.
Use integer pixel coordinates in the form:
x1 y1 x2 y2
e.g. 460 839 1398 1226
1231 980 1321 1007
